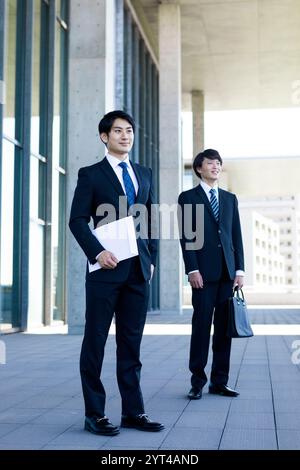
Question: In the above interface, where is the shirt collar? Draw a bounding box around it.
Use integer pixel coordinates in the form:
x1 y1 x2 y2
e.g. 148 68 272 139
106 153 130 169
200 180 218 196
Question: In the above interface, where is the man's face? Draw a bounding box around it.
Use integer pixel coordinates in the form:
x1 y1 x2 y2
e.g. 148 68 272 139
101 118 134 157
197 157 222 182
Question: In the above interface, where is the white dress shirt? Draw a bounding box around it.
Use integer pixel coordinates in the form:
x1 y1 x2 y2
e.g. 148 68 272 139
200 180 219 202
188 181 244 277
106 153 139 196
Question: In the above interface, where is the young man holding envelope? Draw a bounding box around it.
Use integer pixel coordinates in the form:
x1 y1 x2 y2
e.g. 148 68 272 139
69 110 163 436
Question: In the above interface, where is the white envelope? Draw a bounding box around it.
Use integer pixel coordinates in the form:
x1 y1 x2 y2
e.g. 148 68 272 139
88 216 138 272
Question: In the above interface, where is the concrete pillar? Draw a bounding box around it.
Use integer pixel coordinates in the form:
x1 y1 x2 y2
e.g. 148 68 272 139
66 0 117 334
192 90 204 186
159 3 182 313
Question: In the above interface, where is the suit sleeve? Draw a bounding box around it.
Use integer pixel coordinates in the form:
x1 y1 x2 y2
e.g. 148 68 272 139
232 195 244 271
69 167 105 263
177 192 199 275
146 168 158 266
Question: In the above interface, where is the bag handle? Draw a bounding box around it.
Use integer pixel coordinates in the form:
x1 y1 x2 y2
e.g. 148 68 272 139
233 286 245 303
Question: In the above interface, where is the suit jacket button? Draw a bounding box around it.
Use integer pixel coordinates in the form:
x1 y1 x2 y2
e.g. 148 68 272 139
218 229 221 234
218 244 221 248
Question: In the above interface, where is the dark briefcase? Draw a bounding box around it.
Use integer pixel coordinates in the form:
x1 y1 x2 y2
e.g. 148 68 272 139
227 287 254 338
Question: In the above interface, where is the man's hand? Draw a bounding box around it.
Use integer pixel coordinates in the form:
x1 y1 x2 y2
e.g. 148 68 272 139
188 272 204 289
233 275 244 289
97 251 118 269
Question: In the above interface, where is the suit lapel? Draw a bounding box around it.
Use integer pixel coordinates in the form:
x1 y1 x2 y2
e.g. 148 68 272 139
99 157 125 197
131 163 144 202
195 184 218 225
218 188 224 224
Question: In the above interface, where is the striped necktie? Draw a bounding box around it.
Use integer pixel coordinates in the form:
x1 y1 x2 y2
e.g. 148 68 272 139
209 188 219 221
118 161 136 206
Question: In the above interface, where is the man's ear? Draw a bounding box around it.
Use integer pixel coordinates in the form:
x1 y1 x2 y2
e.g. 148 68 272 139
100 132 108 144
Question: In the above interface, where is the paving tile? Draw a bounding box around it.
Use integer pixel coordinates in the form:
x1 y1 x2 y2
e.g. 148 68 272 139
277 430 300 450
175 411 227 428
0 424 69 447
226 412 275 429
220 428 277 450
230 398 274 413
0 424 21 438
30 409 82 425
275 412 300 430
0 408 46 424
160 427 222 450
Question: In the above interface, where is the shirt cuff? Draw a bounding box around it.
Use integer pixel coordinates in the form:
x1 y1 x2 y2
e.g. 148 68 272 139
235 270 245 276
95 251 103 261
188 270 199 275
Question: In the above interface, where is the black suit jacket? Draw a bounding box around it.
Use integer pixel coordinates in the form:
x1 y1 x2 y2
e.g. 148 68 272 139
69 157 158 282
178 185 244 281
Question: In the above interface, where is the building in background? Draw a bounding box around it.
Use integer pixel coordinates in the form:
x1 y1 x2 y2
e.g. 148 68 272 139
239 209 285 285
240 195 300 290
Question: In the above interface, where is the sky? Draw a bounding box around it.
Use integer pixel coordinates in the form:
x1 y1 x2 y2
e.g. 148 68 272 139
182 107 300 160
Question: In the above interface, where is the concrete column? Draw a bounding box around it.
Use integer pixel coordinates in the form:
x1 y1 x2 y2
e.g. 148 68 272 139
159 3 182 313
192 90 204 186
66 0 116 334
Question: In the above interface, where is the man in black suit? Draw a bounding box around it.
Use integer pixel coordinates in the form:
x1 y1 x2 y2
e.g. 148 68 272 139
178 149 244 400
69 110 164 435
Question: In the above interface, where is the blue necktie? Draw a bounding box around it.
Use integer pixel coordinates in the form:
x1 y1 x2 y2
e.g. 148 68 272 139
209 188 219 221
119 161 136 206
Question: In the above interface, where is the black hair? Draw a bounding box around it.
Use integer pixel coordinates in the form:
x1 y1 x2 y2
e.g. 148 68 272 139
192 149 223 179
98 110 135 137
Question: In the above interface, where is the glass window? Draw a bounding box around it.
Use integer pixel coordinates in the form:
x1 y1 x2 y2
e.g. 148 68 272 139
51 14 68 322
53 172 65 320
3 0 17 138
0 139 20 330
53 21 61 168
28 155 45 324
31 0 41 155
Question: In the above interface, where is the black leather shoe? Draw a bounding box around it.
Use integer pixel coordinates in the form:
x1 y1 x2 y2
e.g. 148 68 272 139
209 384 239 397
84 415 120 436
121 414 164 432
188 387 202 399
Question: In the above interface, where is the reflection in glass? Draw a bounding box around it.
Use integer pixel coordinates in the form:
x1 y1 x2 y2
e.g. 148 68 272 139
53 21 61 168
0 140 15 330
52 168 66 321
3 0 17 138
31 0 41 155
52 17 67 322
28 155 45 325
52 166 59 320
56 0 61 18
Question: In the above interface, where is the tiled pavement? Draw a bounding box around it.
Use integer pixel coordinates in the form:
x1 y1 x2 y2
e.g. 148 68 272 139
0 308 300 450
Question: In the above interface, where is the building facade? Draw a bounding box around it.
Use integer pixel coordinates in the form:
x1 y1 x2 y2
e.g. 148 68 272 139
0 0 163 333
1 0 69 332
239 209 285 289
240 195 300 288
